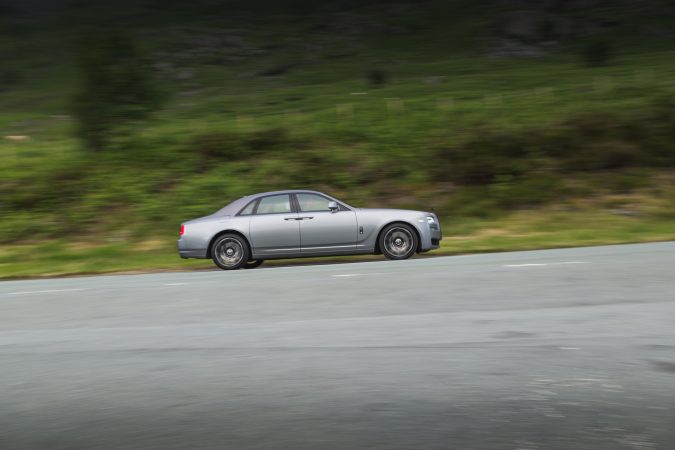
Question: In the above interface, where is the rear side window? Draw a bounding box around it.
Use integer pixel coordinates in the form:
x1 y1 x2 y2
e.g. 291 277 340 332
256 194 292 214
238 200 257 216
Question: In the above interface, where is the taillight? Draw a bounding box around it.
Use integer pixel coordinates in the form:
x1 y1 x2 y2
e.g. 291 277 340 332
179 224 185 236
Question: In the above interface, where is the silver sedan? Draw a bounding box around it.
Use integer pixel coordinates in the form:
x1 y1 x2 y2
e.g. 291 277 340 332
178 190 442 270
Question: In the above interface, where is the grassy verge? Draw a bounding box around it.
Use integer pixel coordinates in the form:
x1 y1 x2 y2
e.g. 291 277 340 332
2 207 673 279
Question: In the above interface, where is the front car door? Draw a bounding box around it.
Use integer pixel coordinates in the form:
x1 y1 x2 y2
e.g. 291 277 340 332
249 194 301 258
295 193 358 255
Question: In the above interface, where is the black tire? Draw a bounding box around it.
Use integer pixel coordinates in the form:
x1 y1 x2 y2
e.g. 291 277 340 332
243 259 264 269
211 234 250 270
379 223 418 260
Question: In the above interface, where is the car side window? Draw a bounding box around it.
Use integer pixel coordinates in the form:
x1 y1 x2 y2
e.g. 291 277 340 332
256 194 292 214
296 193 334 212
238 200 257 216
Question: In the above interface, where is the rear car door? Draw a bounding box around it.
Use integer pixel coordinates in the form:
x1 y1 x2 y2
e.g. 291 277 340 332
249 194 301 257
295 193 357 255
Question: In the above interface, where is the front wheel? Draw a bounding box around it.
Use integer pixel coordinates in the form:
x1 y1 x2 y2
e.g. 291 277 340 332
243 259 264 269
211 234 250 270
379 223 418 260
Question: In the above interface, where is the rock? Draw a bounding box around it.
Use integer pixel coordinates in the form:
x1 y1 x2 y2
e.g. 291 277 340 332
4 135 30 141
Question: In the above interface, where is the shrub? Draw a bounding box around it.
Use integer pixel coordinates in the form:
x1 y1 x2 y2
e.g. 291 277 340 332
488 174 563 209
608 171 651 193
71 29 165 151
0 68 20 88
583 40 612 67
244 128 290 152
192 128 295 161
366 69 388 87
554 113 664 170
192 132 245 160
435 129 537 184
563 140 642 171
435 104 675 191
441 187 504 219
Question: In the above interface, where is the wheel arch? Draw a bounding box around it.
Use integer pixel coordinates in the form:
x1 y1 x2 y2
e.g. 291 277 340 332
373 220 422 255
206 229 252 259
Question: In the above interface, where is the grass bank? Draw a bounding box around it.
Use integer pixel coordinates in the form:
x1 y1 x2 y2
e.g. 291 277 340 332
3 201 674 279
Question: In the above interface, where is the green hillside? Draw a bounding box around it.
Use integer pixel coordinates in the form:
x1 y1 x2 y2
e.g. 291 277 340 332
2 0 675 278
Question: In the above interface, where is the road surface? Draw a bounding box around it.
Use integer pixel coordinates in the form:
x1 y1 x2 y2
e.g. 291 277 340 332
1 242 674 449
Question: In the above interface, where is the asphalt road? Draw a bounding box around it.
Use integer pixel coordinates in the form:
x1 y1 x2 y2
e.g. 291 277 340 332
1 242 675 450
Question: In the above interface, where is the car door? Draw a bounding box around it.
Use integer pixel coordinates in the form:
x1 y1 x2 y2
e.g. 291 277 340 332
249 194 301 257
295 193 358 255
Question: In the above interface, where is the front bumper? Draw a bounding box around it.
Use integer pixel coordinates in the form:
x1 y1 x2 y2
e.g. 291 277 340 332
430 227 442 249
418 218 442 252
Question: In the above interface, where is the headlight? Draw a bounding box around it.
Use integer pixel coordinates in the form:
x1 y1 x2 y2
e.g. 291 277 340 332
426 216 438 229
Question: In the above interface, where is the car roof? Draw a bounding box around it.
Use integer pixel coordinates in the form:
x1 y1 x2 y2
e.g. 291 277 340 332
215 190 352 216
245 189 329 198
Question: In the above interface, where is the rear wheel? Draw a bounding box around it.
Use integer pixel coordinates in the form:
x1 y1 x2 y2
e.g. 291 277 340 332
211 234 250 270
380 223 418 260
243 259 264 269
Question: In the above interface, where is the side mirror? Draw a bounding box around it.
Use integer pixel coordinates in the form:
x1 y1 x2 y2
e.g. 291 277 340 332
328 201 339 213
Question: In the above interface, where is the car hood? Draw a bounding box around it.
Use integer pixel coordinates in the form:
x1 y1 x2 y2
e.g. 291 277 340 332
356 208 430 216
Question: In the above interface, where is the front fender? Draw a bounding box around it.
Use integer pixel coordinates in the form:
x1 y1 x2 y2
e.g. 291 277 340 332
355 209 434 252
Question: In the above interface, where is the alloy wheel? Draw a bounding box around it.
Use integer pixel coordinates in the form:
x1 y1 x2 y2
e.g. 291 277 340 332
384 227 414 258
214 238 244 268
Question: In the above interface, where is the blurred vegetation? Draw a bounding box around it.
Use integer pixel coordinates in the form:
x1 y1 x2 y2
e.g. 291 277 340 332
1 0 675 277
71 29 165 151
434 102 675 185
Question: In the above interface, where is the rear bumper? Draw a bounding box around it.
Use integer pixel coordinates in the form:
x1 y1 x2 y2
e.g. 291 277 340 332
177 238 207 259
178 249 207 259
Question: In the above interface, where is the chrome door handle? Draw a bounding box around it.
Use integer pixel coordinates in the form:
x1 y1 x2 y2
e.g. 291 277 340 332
284 217 312 221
